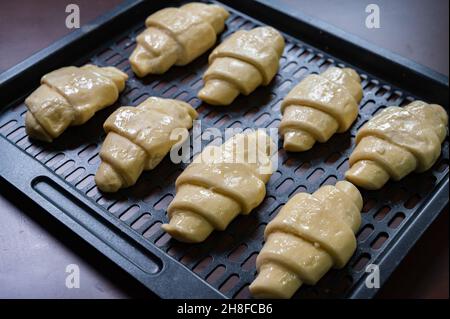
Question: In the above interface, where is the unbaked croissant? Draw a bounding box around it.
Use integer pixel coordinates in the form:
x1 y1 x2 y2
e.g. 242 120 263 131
162 131 276 243
345 101 448 190
279 66 362 151
249 181 362 299
130 2 229 77
25 64 128 142
198 26 285 105
95 97 197 192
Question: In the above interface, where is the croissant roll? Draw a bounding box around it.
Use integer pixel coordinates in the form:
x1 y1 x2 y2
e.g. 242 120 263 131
95 97 197 192
129 2 229 77
279 66 363 151
249 181 362 299
198 26 285 105
162 130 276 243
345 101 448 190
25 64 128 142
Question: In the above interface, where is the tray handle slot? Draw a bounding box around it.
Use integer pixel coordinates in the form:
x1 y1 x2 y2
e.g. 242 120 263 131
32 176 162 275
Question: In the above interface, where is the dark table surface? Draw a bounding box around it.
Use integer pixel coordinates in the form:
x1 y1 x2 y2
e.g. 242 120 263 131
0 0 448 298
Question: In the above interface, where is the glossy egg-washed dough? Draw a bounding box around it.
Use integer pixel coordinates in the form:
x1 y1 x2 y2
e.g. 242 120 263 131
198 26 285 105
345 101 448 190
279 66 362 151
249 181 362 299
162 131 276 243
130 2 229 77
25 64 128 142
95 97 198 192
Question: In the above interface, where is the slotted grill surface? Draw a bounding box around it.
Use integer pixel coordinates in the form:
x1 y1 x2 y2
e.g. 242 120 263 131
0 1 448 299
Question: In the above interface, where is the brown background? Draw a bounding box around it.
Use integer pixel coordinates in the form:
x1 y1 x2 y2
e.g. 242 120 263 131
0 0 448 298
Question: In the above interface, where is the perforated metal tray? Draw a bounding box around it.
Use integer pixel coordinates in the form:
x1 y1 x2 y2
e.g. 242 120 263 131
0 0 448 299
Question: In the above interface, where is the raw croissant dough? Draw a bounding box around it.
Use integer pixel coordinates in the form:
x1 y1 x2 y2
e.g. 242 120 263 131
198 26 285 105
249 181 362 299
279 66 362 151
345 101 448 190
130 2 229 77
162 131 275 243
25 64 128 142
95 97 197 192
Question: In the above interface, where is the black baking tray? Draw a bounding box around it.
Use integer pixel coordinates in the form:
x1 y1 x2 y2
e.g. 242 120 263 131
0 0 448 299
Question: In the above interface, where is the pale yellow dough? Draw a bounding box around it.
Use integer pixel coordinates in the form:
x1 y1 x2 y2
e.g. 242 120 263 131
198 26 285 105
95 97 197 192
345 101 448 190
249 181 362 299
25 64 128 142
129 3 229 77
162 131 276 243
279 66 363 151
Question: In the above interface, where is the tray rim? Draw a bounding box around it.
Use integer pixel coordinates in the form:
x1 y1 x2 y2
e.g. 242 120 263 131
0 0 448 299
